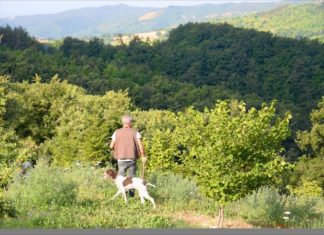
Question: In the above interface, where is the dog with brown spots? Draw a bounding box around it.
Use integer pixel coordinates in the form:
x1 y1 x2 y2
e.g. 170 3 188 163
104 169 156 208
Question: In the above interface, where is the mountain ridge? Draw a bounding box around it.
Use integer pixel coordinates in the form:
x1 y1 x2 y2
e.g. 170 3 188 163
0 2 283 39
217 3 324 41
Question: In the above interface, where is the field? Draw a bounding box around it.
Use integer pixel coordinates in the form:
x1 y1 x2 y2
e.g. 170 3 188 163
1 162 323 229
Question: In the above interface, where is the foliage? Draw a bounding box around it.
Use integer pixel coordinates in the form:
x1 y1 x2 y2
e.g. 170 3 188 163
291 156 324 191
1 164 323 228
4 74 85 143
296 97 324 158
1 22 323 140
0 77 19 187
45 89 131 166
0 25 40 50
218 4 324 42
289 180 323 197
148 171 201 205
292 97 324 191
228 187 324 228
2 76 130 166
145 101 292 204
0 3 282 39
0 191 16 219
0 19 323 229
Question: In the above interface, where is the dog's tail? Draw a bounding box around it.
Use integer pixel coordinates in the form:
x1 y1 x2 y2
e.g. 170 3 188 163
146 183 156 188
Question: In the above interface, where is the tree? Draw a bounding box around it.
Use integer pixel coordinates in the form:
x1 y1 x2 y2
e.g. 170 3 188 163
146 100 292 227
5 75 85 144
297 97 324 158
294 97 324 191
45 90 131 166
0 76 19 188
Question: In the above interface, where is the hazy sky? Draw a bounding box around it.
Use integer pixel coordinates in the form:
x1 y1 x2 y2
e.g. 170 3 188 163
0 0 282 18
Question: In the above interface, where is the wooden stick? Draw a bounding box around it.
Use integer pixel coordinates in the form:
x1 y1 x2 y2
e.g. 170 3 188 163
141 161 145 179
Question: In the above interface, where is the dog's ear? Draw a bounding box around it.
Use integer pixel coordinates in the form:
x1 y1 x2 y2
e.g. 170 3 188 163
105 169 117 179
111 170 117 179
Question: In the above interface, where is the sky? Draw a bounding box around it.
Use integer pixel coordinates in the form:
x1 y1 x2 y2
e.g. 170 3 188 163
0 0 282 18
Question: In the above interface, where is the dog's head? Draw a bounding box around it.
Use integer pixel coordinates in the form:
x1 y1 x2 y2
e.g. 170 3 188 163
103 169 117 180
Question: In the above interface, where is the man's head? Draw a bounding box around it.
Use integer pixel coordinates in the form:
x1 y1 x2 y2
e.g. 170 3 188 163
122 115 132 127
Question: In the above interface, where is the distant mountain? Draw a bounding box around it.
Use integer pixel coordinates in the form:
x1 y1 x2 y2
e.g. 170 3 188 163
0 2 283 39
217 3 324 42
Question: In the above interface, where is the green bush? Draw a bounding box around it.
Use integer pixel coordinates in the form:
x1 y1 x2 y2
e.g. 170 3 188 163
0 191 16 219
147 172 201 205
289 180 323 197
7 165 78 208
228 187 324 228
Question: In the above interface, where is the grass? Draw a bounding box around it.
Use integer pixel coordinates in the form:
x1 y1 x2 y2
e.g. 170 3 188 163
226 187 324 228
0 163 199 228
0 162 323 228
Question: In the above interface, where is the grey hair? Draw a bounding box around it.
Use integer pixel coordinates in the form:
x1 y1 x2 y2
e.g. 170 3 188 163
122 115 133 125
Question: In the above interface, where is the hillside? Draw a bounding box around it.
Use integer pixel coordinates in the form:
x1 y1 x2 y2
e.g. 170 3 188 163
1 23 323 139
0 2 283 39
217 4 324 42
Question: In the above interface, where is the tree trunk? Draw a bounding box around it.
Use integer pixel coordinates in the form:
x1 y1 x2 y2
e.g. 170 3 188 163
220 205 224 228
216 206 221 227
216 205 224 228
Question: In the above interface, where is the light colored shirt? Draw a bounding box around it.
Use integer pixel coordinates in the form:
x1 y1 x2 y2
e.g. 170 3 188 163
111 131 141 141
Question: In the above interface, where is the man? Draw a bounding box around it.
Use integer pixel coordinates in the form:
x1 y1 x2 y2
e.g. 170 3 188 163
109 115 147 180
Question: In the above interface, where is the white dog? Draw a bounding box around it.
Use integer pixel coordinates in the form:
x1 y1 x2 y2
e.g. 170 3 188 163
104 169 156 208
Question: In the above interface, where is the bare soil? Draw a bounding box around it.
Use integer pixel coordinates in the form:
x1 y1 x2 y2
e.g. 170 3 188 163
172 211 254 228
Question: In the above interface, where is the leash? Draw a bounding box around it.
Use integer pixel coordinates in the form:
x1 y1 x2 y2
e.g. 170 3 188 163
140 160 145 180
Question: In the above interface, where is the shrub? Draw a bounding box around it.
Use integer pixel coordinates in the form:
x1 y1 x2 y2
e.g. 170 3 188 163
289 180 323 197
147 171 201 205
7 164 79 209
0 191 16 219
229 187 324 228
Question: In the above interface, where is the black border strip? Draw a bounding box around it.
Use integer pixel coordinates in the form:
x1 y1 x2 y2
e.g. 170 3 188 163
0 229 324 235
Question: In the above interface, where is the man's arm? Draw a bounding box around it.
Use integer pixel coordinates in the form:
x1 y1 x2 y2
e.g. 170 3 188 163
109 139 115 150
137 138 145 156
136 138 147 163
109 131 116 149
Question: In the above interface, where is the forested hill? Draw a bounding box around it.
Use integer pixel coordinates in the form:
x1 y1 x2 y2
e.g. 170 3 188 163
0 23 323 134
0 2 283 39
217 4 324 42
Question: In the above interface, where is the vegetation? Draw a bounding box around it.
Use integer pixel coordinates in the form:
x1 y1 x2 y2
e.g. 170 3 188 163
0 76 323 228
137 100 293 226
1 164 193 228
228 187 324 228
1 24 323 136
0 19 323 228
290 97 324 191
0 2 282 39
218 4 324 42
1 165 323 228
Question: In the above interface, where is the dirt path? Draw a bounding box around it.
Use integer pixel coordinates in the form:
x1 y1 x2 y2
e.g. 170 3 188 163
172 211 254 228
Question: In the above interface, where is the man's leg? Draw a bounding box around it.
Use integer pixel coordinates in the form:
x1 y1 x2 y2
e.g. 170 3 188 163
127 160 136 177
117 161 128 176
126 160 136 197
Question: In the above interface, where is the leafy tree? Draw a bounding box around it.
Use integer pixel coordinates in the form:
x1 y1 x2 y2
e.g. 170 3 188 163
293 97 324 191
1 23 324 161
0 25 40 50
45 90 131 166
5 75 85 143
0 76 19 187
145 101 292 227
297 97 324 158
218 4 324 42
